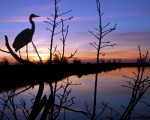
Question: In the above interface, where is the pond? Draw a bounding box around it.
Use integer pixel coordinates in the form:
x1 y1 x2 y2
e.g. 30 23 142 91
0 67 150 120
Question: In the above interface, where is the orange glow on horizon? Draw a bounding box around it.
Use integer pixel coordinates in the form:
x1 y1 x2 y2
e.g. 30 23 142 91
0 43 149 64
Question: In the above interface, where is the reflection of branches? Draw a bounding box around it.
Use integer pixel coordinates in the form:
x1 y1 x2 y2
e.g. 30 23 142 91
101 101 121 119
83 73 109 120
0 91 18 120
101 46 150 120
15 86 32 96
0 86 32 120
43 78 81 120
120 47 150 119
0 77 82 120
87 0 116 119
55 79 79 118
20 99 30 119
28 82 46 120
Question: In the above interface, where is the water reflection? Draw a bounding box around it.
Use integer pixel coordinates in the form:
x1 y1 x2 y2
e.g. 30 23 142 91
0 67 150 119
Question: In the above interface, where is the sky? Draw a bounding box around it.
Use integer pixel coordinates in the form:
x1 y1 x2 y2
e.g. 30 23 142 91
0 0 150 63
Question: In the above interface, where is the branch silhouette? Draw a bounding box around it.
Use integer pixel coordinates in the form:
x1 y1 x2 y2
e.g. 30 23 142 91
87 0 117 119
101 46 150 119
4 35 34 65
120 46 150 120
45 0 73 64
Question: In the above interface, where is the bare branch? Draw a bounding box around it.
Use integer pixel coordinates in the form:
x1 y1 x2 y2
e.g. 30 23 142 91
0 48 10 53
54 104 89 116
46 28 53 32
58 10 72 17
66 49 78 61
94 28 100 32
4 35 34 65
140 100 150 107
56 16 73 25
99 53 105 56
44 21 53 26
31 41 43 64
54 29 66 36
51 14 54 17
47 17 54 22
121 85 133 89
138 45 142 59
88 31 100 40
52 45 61 57
15 86 32 96
101 41 110 43
100 44 116 49
101 12 104 16
132 72 138 77
101 24 117 38
123 75 136 81
89 43 98 50
102 22 110 30
101 101 121 117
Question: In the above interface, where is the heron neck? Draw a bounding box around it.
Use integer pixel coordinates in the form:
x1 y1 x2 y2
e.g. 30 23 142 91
29 18 35 34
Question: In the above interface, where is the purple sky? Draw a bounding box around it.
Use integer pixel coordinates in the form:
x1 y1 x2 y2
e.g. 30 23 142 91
0 0 150 63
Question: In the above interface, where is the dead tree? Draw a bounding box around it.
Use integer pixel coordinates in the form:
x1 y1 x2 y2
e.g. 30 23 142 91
60 20 77 64
51 20 77 64
44 0 73 64
89 0 116 64
88 0 116 119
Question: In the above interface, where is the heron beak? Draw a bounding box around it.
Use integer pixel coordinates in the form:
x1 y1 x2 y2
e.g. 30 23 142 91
34 15 40 18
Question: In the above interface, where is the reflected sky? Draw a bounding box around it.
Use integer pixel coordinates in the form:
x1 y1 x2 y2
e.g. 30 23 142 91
0 67 150 119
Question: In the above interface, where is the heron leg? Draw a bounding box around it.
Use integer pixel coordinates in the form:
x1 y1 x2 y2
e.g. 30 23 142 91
26 45 29 61
19 50 22 58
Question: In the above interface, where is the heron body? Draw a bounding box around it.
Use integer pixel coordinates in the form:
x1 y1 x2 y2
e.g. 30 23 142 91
13 14 39 52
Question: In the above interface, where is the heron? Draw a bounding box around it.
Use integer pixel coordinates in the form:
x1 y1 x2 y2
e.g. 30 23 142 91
12 14 40 59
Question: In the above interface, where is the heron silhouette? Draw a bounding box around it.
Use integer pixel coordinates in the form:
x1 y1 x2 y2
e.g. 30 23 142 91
12 14 40 59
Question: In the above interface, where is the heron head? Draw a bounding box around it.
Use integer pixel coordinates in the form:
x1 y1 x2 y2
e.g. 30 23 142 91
30 14 40 19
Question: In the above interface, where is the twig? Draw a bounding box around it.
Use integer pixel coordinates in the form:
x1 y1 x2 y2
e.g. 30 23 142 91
31 41 43 64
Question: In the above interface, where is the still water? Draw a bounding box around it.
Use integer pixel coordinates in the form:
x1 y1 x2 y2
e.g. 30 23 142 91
0 67 150 119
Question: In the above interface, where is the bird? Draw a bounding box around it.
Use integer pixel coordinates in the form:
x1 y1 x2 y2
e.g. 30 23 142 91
12 14 40 52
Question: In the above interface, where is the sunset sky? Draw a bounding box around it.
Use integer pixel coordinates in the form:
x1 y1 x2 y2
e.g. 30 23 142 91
0 0 150 63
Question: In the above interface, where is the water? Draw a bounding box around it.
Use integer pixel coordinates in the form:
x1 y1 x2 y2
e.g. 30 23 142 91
0 67 150 119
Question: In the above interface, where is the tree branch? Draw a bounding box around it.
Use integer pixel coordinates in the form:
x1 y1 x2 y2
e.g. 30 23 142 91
0 48 10 53
5 35 34 65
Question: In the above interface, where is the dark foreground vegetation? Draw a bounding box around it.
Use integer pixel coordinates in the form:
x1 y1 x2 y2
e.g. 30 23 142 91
0 62 150 93
0 63 118 92
0 63 150 120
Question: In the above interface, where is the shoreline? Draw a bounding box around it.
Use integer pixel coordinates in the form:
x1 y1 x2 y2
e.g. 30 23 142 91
0 63 149 92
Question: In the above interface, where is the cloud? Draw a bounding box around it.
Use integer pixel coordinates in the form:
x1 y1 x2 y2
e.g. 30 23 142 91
0 15 98 24
25 5 53 12
0 16 47 23
112 10 150 19
72 16 98 21
125 10 150 17
113 32 150 45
